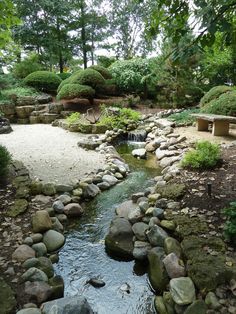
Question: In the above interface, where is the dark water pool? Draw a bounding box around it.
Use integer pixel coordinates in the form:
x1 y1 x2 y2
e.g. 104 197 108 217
54 142 160 314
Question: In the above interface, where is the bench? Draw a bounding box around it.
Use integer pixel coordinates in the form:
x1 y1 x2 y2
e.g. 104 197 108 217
191 113 236 136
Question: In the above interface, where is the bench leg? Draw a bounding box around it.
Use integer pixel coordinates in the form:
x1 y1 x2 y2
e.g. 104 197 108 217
197 119 209 131
212 121 229 136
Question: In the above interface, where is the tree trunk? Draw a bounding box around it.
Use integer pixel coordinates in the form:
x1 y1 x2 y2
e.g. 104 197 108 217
56 18 64 73
80 0 87 69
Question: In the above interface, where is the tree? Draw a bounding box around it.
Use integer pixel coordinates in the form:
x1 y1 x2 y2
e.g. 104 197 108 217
0 0 20 49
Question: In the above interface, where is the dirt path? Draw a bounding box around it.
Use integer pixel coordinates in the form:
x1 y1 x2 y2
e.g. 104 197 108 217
0 124 106 184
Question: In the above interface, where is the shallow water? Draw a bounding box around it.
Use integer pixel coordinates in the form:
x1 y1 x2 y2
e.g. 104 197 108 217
55 142 160 314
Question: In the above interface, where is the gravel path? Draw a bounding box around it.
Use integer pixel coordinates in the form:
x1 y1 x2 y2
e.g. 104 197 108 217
0 124 106 184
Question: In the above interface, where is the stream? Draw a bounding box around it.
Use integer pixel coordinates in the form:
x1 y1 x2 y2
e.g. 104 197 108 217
54 142 161 314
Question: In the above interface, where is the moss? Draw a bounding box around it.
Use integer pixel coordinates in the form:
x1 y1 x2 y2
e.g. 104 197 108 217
7 199 28 217
200 85 234 107
70 68 105 89
0 277 16 314
174 215 208 239
24 71 62 92
89 65 112 79
57 84 95 100
155 183 186 200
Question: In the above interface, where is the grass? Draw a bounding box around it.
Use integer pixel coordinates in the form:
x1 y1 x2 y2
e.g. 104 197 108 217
2 87 39 97
168 108 200 126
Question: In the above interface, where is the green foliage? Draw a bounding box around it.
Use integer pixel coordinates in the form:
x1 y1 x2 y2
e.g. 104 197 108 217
57 72 71 80
223 202 236 239
109 58 150 93
89 65 112 79
201 90 236 116
97 106 141 129
57 84 95 100
2 87 39 98
70 69 105 89
97 56 116 68
0 145 11 177
24 71 62 92
200 85 234 107
181 141 220 169
57 77 72 93
0 73 21 89
12 55 43 78
156 183 186 200
168 108 200 126
66 112 81 125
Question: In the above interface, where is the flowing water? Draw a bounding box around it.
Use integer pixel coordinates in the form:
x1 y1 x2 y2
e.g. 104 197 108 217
55 142 161 314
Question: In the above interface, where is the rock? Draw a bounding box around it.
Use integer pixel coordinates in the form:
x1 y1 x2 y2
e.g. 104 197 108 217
52 200 64 214
132 222 149 241
56 194 71 205
41 296 93 314
32 210 52 233
164 237 182 258
205 292 221 310
115 200 137 219
32 243 47 257
43 230 65 252
148 247 169 292
12 244 35 262
146 225 168 247
16 186 30 199
73 188 83 196
170 277 196 305
56 214 68 223
148 193 160 203
102 175 118 186
133 241 152 260
152 208 164 219
30 182 43 195
48 275 64 299
42 183 56 196
7 199 28 217
24 281 52 304
55 184 73 193
16 309 41 314
163 292 175 314
23 258 40 269
131 192 145 203
0 277 16 314
87 278 105 288
160 220 176 231
63 203 84 217
163 253 186 278
154 296 168 314
51 217 64 233
149 217 160 227
83 183 100 199
105 217 134 259
97 182 110 190
38 257 54 278
32 195 51 205
128 207 143 224
184 300 207 314
114 172 123 179
23 237 34 246
132 148 146 159
21 267 48 282
31 233 43 243
139 201 149 213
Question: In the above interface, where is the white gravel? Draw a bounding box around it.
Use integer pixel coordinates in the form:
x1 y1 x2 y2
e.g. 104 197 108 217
0 124 106 184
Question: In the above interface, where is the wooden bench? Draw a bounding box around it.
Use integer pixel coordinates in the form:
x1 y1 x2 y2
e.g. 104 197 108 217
191 113 236 136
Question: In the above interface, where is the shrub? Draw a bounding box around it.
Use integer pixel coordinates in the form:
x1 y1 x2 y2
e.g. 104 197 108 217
24 71 62 92
200 90 236 116
70 68 105 89
96 79 118 96
168 108 200 126
97 106 141 129
200 85 234 107
57 84 95 100
181 141 220 169
223 202 236 240
66 112 81 125
57 77 72 93
0 145 11 177
109 58 150 93
57 72 71 80
97 56 116 68
13 60 43 79
2 87 39 98
89 65 112 79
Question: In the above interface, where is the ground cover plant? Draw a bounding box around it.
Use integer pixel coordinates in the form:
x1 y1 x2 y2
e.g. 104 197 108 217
223 202 236 241
168 108 199 125
0 145 11 177
181 140 221 169
66 112 81 125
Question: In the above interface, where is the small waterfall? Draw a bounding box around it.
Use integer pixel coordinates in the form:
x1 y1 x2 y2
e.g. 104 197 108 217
127 129 147 142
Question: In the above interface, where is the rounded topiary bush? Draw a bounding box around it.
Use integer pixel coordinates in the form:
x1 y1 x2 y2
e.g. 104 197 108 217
70 69 105 89
89 65 112 79
0 145 11 177
57 84 95 100
57 72 71 80
24 71 62 92
57 77 72 93
201 90 236 116
200 85 234 107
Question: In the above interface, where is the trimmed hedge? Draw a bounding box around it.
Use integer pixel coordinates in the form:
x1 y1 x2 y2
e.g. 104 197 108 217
89 65 112 79
57 77 72 93
201 90 236 116
24 71 62 92
57 72 71 80
200 85 234 107
70 68 105 89
57 84 95 100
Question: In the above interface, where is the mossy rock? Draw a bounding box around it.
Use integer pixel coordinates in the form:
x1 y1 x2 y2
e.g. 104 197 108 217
7 199 28 217
30 181 43 195
0 277 16 314
156 183 186 200
12 175 30 189
173 215 208 239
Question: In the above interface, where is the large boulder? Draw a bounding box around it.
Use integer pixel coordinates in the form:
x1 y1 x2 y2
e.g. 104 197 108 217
12 244 35 262
21 267 48 282
24 281 52 305
148 247 169 292
63 203 84 217
41 295 93 314
146 225 168 247
105 217 134 259
169 277 196 305
43 230 65 252
132 148 146 159
32 210 52 233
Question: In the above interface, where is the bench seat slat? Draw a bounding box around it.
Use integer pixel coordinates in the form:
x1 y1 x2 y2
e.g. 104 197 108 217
191 113 236 124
